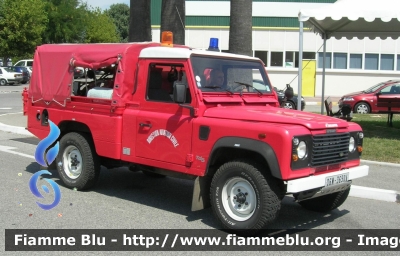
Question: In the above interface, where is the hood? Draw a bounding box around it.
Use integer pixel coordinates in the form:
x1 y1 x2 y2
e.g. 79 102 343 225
342 91 365 98
203 106 348 130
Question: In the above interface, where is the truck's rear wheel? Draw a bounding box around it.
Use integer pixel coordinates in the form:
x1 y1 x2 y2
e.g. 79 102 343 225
210 160 281 234
297 187 350 213
56 132 100 190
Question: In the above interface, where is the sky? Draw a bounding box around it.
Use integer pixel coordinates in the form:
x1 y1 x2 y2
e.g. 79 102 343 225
85 0 130 11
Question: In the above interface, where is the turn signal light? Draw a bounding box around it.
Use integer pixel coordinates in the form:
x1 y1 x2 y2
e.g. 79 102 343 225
258 133 266 139
292 154 299 161
357 146 363 153
161 31 173 47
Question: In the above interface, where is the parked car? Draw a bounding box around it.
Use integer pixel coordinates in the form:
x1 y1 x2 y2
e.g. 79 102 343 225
338 80 400 114
252 79 305 110
9 66 30 84
274 87 306 111
14 59 33 68
0 67 23 85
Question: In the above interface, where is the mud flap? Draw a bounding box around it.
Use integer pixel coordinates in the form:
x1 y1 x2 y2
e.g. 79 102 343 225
191 176 211 211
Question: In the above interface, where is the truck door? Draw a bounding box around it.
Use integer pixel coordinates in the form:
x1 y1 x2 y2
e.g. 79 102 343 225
136 61 194 167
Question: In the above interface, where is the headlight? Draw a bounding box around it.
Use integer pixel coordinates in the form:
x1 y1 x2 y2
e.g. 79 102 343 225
343 97 354 101
349 137 355 152
297 141 307 159
358 132 364 139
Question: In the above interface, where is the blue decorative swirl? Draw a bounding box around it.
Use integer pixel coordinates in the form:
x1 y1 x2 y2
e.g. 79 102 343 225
34 120 60 167
29 170 61 210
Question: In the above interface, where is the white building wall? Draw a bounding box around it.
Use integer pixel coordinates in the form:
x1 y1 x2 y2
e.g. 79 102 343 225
150 1 400 97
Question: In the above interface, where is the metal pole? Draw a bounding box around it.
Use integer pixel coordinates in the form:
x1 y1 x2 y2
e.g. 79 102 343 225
321 34 326 114
298 21 303 111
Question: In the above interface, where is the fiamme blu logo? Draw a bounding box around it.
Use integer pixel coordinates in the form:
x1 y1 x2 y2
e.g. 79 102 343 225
29 120 62 210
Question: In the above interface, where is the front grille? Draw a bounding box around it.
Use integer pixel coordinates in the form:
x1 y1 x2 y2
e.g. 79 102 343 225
311 133 350 166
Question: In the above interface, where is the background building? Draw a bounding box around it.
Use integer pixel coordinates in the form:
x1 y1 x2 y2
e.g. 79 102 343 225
150 0 400 97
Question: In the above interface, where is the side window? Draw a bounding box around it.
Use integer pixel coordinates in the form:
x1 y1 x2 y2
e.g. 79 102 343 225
147 63 190 103
14 61 22 67
27 61 33 66
380 85 399 94
72 65 116 98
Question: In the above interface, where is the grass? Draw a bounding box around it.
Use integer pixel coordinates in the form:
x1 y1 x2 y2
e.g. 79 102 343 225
350 113 400 163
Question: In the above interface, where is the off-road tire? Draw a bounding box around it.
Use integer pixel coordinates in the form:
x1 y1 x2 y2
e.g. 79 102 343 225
56 132 100 190
297 187 350 213
210 160 281 235
0 79 7 86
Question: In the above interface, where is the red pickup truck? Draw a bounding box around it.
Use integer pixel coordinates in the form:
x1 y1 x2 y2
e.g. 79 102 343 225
23 42 368 234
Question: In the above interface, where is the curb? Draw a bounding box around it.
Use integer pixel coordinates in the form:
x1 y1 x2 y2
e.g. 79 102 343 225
350 185 400 203
0 122 32 136
306 102 337 106
361 159 400 168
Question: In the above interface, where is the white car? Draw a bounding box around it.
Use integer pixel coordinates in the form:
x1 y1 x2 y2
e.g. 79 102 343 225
14 59 33 67
0 67 23 86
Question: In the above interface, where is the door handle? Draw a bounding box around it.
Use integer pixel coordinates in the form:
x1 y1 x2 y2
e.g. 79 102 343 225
139 122 152 128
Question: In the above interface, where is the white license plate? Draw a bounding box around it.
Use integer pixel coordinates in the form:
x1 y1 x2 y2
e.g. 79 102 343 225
325 173 349 187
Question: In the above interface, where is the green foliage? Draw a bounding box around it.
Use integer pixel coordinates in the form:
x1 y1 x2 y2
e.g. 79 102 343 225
347 114 400 163
105 3 130 42
0 0 48 57
42 0 89 43
84 8 119 43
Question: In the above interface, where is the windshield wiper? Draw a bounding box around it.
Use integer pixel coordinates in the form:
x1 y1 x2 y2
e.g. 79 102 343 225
234 81 263 96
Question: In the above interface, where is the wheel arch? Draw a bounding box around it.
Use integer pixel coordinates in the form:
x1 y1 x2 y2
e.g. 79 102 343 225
58 121 95 147
206 137 282 179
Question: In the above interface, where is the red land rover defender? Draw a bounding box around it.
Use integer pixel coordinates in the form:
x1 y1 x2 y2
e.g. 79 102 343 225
23 41 369 234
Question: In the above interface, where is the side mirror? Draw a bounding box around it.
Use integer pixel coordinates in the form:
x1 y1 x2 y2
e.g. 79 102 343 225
173 82 195 117
173 83 186 103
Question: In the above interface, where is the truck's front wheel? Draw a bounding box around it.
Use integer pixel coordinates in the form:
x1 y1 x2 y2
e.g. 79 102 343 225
210 160 281 234
297 187 350 213
56 132 100 190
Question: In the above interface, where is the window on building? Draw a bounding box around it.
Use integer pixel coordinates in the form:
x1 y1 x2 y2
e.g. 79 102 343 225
254 51 268 66
285 51 294 68
333 53 347 69
365 53 379 70
271 52 283 67
397 55 400 71
294 52 316 68
318 52 332 69
350 54 362 69
380 54 394 70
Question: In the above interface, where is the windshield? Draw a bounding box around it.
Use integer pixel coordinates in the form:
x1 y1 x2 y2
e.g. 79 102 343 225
190 56 272 94
364 82 386 93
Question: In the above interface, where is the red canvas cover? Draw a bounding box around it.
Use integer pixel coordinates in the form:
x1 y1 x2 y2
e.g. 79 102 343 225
29 43 160 106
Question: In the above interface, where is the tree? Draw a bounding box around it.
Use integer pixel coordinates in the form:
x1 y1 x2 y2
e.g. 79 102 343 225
0 0 48 58
229 0 252 56
160 0 185 45
42 0 89 43
84 8 119 43
105 3 130 42
129 0 151 42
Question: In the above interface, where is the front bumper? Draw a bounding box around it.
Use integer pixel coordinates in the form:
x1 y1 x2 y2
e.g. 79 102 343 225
286 165 369 193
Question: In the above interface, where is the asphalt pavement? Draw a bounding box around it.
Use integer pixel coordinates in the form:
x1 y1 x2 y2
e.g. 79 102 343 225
0 88 398 203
